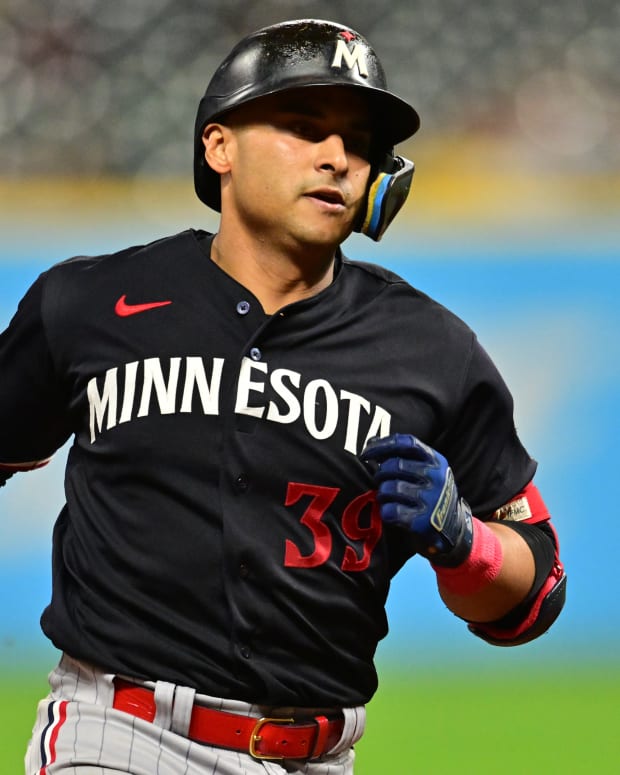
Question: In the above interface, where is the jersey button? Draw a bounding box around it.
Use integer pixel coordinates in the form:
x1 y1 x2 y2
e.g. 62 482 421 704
236 300 251 315
240 645 251 659
239 562 250 578
249 347 262 361
235 474 249 492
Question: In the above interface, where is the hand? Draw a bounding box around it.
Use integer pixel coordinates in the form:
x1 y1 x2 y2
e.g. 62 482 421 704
362 433 473 567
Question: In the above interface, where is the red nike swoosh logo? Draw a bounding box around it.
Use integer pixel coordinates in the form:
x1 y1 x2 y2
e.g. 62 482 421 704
115 295 173 317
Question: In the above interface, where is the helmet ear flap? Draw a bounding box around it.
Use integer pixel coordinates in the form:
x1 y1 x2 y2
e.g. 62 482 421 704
356 155 415 241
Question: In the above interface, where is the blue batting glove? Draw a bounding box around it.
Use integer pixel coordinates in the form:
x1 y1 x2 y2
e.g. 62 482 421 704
362 433 473 567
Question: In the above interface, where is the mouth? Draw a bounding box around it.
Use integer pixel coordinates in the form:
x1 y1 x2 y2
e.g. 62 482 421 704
304 187 346 210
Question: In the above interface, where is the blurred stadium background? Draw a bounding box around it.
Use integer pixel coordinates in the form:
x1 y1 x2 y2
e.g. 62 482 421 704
1 1 618 772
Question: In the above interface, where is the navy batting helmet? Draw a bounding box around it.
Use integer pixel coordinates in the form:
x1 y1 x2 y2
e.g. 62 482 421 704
194 19 420 239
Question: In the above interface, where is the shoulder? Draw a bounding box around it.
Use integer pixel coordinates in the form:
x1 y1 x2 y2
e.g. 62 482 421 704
27 230 208 338
39 229 206 303
47 229 204 279
340 254 411 287
339 254 475 343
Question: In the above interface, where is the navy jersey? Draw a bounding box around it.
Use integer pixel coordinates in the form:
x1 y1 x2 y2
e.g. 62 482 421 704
0 230 535 705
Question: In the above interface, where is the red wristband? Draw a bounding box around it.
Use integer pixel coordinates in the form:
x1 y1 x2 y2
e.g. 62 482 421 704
432 518 504 595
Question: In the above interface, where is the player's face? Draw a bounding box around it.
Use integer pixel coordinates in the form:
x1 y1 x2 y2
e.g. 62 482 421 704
208 87 373 251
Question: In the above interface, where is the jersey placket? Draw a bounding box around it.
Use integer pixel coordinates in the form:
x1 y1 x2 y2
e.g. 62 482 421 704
217 298 286 677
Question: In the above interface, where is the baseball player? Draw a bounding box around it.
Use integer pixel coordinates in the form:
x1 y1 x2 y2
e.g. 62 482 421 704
1 19 566 775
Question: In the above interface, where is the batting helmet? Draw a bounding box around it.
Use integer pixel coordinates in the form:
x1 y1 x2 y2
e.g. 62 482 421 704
194 19 420 240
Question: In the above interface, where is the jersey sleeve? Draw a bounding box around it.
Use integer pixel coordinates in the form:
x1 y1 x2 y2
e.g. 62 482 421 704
0 273 73 469
434 333 536 518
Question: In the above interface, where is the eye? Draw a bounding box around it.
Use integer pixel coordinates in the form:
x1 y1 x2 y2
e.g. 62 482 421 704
344 133 372 161
288 120 319 140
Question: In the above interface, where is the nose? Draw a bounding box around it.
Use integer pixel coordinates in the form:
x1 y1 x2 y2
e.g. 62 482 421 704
315 133 348 176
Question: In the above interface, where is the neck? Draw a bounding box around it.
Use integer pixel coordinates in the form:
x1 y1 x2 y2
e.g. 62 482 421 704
210 228 337 315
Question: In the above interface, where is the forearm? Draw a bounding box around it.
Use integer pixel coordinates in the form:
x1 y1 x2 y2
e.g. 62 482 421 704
363 434 566 645
435 521 535 622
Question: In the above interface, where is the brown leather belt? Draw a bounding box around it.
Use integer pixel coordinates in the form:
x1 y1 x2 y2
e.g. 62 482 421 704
112 679 345 761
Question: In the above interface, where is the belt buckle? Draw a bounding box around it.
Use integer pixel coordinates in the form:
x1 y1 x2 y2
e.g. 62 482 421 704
249 716 295 760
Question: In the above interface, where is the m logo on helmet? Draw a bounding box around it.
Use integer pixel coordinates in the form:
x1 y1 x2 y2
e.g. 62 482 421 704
331 36 369 78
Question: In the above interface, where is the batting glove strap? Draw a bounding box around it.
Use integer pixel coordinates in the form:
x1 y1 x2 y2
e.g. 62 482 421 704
426 495 474 567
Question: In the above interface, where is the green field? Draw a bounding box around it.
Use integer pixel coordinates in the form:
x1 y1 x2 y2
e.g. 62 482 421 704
4 665 618 774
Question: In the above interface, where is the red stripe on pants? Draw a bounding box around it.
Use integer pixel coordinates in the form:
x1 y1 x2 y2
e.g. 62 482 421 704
40 700 68 775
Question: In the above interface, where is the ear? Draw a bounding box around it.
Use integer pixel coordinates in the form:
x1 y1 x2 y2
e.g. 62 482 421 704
202 123 233 174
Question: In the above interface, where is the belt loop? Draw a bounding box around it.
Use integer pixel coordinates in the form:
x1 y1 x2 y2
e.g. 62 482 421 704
310 715 330 759
326 706 366 756
153 681 176 730
171 685 196 737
